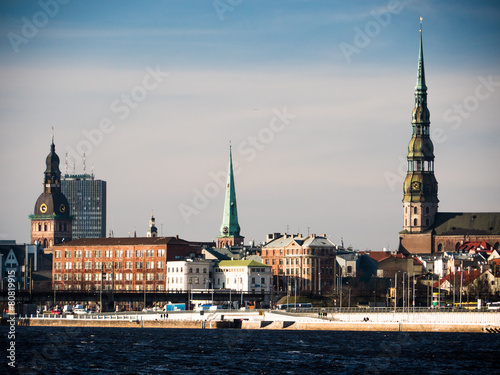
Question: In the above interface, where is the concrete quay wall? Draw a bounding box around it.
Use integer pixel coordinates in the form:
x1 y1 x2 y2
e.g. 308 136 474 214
330 311 500 324
241 320 489 333
18 318 232 329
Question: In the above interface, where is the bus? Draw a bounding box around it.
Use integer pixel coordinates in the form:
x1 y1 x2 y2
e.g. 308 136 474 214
277 303 313 310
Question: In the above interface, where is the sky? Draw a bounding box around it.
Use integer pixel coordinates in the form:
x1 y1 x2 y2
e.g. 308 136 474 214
1 0 499 251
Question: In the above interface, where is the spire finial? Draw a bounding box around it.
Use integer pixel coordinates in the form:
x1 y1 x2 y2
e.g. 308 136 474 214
51 126 54 144
415 17 427 92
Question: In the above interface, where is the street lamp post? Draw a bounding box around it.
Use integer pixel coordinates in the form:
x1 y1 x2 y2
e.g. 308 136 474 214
403 272 406 312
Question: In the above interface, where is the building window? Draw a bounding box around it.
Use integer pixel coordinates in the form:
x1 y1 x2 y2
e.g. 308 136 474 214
135 273 143 281
115 250 123 258
84 262 92 270
437 243 443 252
95 250 102 258
64 250 72 258
115 273 122 281
414 207 417 214
105 250 112 258
125 250 133 258
135 262 143 269
146 249 154 257
75 273 82 281
156 273 164 281
157 261 164 269
54 274 62 281
75 250 82 258
157 249 165 257
54 251 62 258
125 273 133 281
413 218 417 226
125 261 133 269
426 207 430 214
136 250 143 257
64 262 72 270
84 250 92 258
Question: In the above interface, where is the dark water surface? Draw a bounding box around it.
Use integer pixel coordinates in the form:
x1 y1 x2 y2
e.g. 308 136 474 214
2 326 500 374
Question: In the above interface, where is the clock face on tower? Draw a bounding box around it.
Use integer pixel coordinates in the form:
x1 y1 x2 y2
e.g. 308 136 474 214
40 203 48 213
59 204 66 213
223 226 229 234
412 181 420 190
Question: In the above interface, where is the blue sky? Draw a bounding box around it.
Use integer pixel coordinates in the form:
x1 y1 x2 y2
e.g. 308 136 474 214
1 0 499 250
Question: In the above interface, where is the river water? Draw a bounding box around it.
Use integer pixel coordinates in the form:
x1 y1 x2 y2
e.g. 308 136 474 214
2 326 500 374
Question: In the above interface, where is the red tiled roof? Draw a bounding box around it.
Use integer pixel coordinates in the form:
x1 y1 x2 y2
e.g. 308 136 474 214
457 241 491 252
367 252 405 263
433 270 482 288
54 236 192 247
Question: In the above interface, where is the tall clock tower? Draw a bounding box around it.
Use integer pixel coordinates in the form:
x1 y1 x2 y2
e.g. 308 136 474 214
402 21 439 233
30 137 72 248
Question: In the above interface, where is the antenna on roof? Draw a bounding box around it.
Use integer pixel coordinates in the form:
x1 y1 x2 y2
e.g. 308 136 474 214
65 153 68 176
91 164 94 177
83 153 86 173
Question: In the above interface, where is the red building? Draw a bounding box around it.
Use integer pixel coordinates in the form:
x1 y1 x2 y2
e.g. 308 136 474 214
52 237 202 291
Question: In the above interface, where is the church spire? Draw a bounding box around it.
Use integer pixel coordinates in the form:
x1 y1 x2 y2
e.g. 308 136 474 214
415 17 427 93
402 19 438 233
217 145 244 247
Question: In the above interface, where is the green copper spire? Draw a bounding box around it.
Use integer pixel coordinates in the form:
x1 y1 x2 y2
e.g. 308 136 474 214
219 146 241 237
415 17 427 93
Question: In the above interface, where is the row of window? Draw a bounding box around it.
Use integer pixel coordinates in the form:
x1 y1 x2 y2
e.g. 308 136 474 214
54 273 165 281
405 206 431 215
167 267 209 274
54 261 165 270
262 248 335 256
55 284 163 291
54 249 165 259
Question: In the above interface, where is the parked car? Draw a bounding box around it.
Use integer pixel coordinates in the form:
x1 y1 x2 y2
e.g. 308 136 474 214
51 307 62 315
73 305 87 314
63 305 73 314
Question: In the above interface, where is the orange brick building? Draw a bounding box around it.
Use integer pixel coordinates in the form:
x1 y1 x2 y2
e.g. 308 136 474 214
261 233 337 294
52 237 202 291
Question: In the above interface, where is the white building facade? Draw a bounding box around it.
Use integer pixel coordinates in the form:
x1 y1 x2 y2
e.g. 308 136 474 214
213 260 272 293
166 259 213 291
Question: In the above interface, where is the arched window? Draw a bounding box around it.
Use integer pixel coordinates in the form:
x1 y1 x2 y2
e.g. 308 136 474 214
414 207 417 214
455 242 461 251
413 218 417 226
426 207 430 214
437 243 443 252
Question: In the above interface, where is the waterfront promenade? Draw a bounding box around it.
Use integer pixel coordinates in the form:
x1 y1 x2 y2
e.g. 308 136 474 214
11 308 500 333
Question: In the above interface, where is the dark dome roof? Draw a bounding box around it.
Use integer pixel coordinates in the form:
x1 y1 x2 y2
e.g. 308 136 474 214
34 192 70 216
45 142 61 175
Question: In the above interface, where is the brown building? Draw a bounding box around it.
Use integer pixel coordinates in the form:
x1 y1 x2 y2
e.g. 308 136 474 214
261 233 337 294
398 27 500 254
52 237 202 291
30 138 72 249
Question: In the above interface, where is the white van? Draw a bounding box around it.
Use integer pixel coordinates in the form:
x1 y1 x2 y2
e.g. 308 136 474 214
63 305 73 313
487 302 500 310
74 305 87 314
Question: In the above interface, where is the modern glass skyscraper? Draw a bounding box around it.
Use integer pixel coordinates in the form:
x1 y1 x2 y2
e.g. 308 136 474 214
62 173 106 239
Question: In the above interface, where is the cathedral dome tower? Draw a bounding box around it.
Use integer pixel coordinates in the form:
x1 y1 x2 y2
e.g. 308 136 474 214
30 135 72 248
